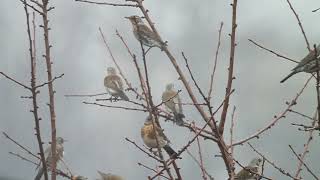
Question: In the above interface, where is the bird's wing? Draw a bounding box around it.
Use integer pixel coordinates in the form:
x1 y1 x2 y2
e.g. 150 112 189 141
105 75 123 92
173 91 183 114
162 90 179 113
294 44 320 70
137 24 157 39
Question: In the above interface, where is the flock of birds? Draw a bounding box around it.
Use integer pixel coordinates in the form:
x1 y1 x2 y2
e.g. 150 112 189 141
34 15 320 180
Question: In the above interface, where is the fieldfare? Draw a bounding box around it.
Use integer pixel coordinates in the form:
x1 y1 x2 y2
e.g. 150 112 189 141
281 44 320 83
97 171 124 180
125 15 165 49
162 83 185 126
234 158 262 180
141 116 177 158
34 137 65 180
104 67 129 101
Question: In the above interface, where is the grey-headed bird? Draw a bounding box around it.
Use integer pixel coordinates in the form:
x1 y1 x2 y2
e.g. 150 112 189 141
281 44 320 83
97 171 124 180
125 15 165 49
104 67 129 101
162 83 185 126
234 158 263 180
141 116 177 158
34 137 65 180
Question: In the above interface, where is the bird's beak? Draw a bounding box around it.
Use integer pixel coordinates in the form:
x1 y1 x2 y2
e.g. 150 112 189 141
64 139 68 142
125 16 130 19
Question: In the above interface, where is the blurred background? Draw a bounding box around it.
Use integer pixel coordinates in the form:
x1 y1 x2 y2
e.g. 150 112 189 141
1 0 320 179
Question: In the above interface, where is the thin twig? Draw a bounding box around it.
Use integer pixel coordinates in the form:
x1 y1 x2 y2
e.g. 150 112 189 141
248 143 299 180
293 110 318 178
137 162 170 180
3 132 39 160
65 92 107 97
186 150 214 180
125 138 163 163
83 101 147 112
248 39 298 63
289 145 319 180
208 22 223 102
35 73 64 89
231 76 312 147
75 0 139 7
286 0 311 51
9 151 38 166
0 72 31 90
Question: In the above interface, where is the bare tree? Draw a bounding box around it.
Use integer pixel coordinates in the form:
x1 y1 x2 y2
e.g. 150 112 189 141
2 0 320 180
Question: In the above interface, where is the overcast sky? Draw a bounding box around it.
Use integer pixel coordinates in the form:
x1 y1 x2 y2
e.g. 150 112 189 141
1 0 320 179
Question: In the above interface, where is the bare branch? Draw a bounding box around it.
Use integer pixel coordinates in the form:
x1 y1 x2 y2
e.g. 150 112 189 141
285 0 311 51
3 132 39 160
248 39 298 63
208 22 223 101
0 72 31 90
247 143 298 180
231 76 312 147
75 0 139 7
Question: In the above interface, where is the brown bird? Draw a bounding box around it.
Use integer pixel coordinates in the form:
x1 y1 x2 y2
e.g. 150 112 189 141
104 67 129 101
125 15 165 49
162 83 185 126
281 44 320 83
97 171 124 180
234 158 262 180
141 116 177 158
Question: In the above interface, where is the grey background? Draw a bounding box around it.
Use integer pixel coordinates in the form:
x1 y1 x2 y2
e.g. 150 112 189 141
1 0 320 179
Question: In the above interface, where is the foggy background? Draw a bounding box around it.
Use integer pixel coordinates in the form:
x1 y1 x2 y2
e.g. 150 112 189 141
1 0 320 179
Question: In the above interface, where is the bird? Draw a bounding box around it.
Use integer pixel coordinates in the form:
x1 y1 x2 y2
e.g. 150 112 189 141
162 83 185 126
34 137 65 180
141 115 177 158
125 15 166 49
104 67 129 101
280 44 320 83
234 158 263 180
97 171 124 180
72 176 88 180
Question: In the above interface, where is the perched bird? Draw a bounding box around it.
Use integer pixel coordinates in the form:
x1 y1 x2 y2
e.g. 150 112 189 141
104 67 129 101
280 44 320 83
72 176 88 180
34 137 65 180
162 83 185 126
125 15 165 49
141 116 177 158
97 171 124 180
235 158 263 180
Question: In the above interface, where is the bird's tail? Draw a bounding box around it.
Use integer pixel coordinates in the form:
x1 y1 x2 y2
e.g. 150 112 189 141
163 145 178 159
34 167 44 180
280 71 297 83
173 113 185 126
118 91 129 101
